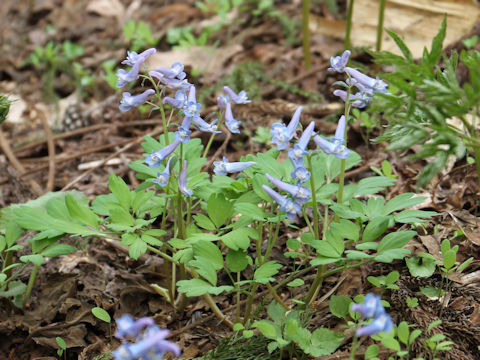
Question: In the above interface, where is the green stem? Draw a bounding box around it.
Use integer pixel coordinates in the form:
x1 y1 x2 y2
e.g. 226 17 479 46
147 245 179 265
243 283 258 325
236 272 241 323
473 146 480 195
350 333 359 360
345 0 355 50
302 0 312 70
307 154 319 239
203 110 225 157
146 74 169 145
376 0 387 52
23 264 39 307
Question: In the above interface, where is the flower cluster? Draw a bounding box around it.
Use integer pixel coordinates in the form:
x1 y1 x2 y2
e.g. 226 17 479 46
351 294 394 337
217 86 251 134
329 50 388 108
113 314 181 360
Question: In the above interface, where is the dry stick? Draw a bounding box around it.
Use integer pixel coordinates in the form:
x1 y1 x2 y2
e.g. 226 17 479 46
36 106 56 191
0 128 43 196
62 127 163 191
204 128 232 169
13 119 162 154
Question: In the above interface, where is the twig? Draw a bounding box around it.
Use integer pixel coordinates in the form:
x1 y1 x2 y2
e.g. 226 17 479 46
204 128 231 169
36 106 56 191
0 128 43 196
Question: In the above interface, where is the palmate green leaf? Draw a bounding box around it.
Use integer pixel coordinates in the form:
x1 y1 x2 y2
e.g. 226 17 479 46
329 219 359 242
207 193 232 228
189 256 218 286
329 295 352 319
251 320 280 339
225 249 249 272
234 203 266 221
20 254 44 266
108 207 135 226
193 213 216 230
5 222 23 247
108 174 132 210
129 237 147 259
222 227 257 251
254 261 282 284
267 301 286 325
192 240 223 270
362 216 390 242
307 328 344 357
41 243 76 257
0 280 26 298
65 194 99 229
176 278 211 296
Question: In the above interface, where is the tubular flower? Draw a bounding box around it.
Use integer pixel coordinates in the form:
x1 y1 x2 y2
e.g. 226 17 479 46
288 121 315 167
145 140 181 168
162 89 188 109
178 160 192 197
117 61 143 89
192 118 221 133
119 89 155 112
225 101 241 134
333 89 371 109
265 173 311 204
213 157 256 175
291 165 310 184
352 293 394 337
313 115 350 159
114 323 181 360
114 314 154 339
149 71 191 90
270 106 303 150
262 185 301 219
174 126 191 144
151 61 186 80
121 48 156 67
223 86 251 104
153 157 173 187
217 95 229 109
344 67 388 94
328 50 351 73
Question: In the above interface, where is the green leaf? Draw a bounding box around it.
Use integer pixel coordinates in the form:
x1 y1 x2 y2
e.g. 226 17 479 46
394 210 438 223
234 203 266 221
109 207 135 226
129 237 147 259
287 279 304 287
397 321 410 345
386 271 400 284
311 240 342 258
41 244 76 257
20 254 44 266
177 278 212 296
267 301 286 324
192 240 223 270
207 193 232 228
375 248 410 263
221 227 256 250
65 194 98 229
254 261 282 283
56 337 67 350
428 15 447 66
457 257 473 272
442 249 456 270
377 231 416 253
286 238 301 250
91 307 111 323
225 250 249 272
381 337 401 351
0 280 26 298
406 253 436 277
308 328 344 356
251 320 279 339
364 344 380 359
383 193 426 215
330 219 359 242
385 29 413 62
329 295 352 319
189 256 218 286
410 329 422 343
362 216 390 242
5 222 23 247
108 173 132 210
193 213 216 230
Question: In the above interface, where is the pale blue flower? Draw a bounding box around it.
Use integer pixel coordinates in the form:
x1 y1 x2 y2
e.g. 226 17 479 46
344 67 388 94
262 185 301 219
119 89 155 112
351 294 382 319
225 101 241 134
153 157 173 187
328 50 351 73
150 71 191 90
151 62 186 80
113 325 181 360
291 165 310 184
145 140 181 168
223 86 251 104
114 314 154 339
313 135 350 159
265 173 311 204
270 106 303 150
287 121 315 167
333 89 371 108
121 48 156 67
174 126 191 144
352 294 394 337
192 118 221 133
178 160 192 197
331 115 346 146
213 157 255 175
184 101 201 117
117 61 143 88
217 95 229 109
162 89 188 109
356 312 394 337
